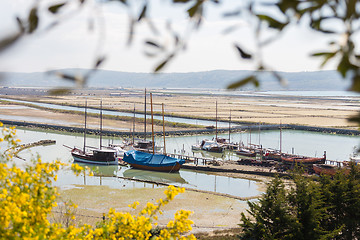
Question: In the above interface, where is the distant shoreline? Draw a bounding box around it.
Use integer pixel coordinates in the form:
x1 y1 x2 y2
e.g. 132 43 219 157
1 119 359 137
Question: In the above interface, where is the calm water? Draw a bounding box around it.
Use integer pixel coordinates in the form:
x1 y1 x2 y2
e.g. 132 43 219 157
3 126 359 199
5 128 261 199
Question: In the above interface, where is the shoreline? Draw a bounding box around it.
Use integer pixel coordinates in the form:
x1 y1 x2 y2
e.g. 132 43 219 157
1 119 359 137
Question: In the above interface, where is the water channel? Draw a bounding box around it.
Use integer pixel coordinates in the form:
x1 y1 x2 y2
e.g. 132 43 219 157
0 98 234 128
3 126 359 200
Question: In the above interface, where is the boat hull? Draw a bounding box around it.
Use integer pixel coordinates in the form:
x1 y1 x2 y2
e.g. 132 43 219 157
123 150 185 173
71 150 118 165
313 164 338 176
281 156 325 165
128 162 182 172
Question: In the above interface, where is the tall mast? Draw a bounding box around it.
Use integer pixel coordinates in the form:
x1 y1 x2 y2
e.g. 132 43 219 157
132 103 135 145
228 109 231 142
162 103 166 155
258 122 261 146
144 88 147 141
280 121 282 154
215 100 218 141
100 99 102 149
249 126 252 147
150 93 155 154
83 99 87 153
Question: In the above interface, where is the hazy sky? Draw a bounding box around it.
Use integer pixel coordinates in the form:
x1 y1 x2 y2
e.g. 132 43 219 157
0 0 339 73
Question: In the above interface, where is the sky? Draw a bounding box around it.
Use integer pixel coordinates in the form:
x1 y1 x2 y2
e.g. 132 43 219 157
0 0 339 73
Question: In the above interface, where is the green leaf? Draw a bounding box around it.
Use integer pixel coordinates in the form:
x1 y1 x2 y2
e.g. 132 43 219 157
337 55 351 78
227 75 258 89
257 14 287 30
154 54 174 72
48 3 67 14
145 40 163 49
94 56 106 69
0 32 22 53
311 51 338 68
55 73 77 82
28 7 39 33
234 44 252 59
16 17 25 33
187 2 202 18
138 4 147 21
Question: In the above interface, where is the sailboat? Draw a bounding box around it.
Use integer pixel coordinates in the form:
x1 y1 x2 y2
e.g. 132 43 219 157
123 93 185 172
200 100 224 153
71 99 118 165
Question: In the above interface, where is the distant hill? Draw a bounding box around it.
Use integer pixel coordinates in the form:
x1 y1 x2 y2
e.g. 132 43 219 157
0 69 351 91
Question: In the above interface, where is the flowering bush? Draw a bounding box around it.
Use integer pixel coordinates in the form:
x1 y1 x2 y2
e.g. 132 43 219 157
0 123 195 239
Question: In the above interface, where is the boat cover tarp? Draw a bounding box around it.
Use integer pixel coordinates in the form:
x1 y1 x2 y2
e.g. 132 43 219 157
123 150 185 167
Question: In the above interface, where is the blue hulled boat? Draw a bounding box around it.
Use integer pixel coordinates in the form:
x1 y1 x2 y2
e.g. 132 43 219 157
123 150 185 172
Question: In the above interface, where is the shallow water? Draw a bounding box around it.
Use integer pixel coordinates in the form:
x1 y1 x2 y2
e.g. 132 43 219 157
5 128 261 198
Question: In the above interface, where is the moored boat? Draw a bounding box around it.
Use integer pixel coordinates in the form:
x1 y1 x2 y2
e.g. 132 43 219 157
281 153 326 165
235 148 257 158
201 140 224 153
313 164 340 176
123 150 185 172
72 147 118 165
70 99 119 166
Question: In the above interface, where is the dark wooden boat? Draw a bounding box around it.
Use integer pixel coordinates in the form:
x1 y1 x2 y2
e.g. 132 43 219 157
72 148 118 165
281 154 326 165
313 164 340 176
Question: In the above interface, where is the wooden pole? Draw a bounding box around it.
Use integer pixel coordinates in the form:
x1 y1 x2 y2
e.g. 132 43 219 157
228 109 231 142
280 121 282 154
83 99 87 153
150 93 155 154
215 100 218 141
133 103 135 145
144 88 147 141
100 99 102 149
162 103 166 155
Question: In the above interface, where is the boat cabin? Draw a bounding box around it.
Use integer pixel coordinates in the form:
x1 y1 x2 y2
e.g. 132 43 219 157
93 149 116 162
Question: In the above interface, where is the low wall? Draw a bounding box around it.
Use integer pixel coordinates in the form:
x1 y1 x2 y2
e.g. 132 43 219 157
0 119 359 137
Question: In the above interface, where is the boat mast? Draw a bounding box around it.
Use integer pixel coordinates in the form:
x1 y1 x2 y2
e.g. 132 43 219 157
258 122 261 146
150 93 155 154
215 100 218 141
83 99 87 153
228 109 231 142
162 103 166 155
133 103 135 145
280 121 282 154
144 88 147 141
100 99 102 149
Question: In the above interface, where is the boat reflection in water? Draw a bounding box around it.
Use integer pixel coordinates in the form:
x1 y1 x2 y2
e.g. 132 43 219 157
122 168 187 185
77 163 119 177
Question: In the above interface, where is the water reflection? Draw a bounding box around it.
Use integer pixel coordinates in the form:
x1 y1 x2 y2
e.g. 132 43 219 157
123 168 187 184
77 163 119 177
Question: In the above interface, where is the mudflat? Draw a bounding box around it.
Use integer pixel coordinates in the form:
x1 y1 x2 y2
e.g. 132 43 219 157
1 88 359 131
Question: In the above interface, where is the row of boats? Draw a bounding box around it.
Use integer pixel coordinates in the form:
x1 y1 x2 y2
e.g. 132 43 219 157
192 137 327 165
